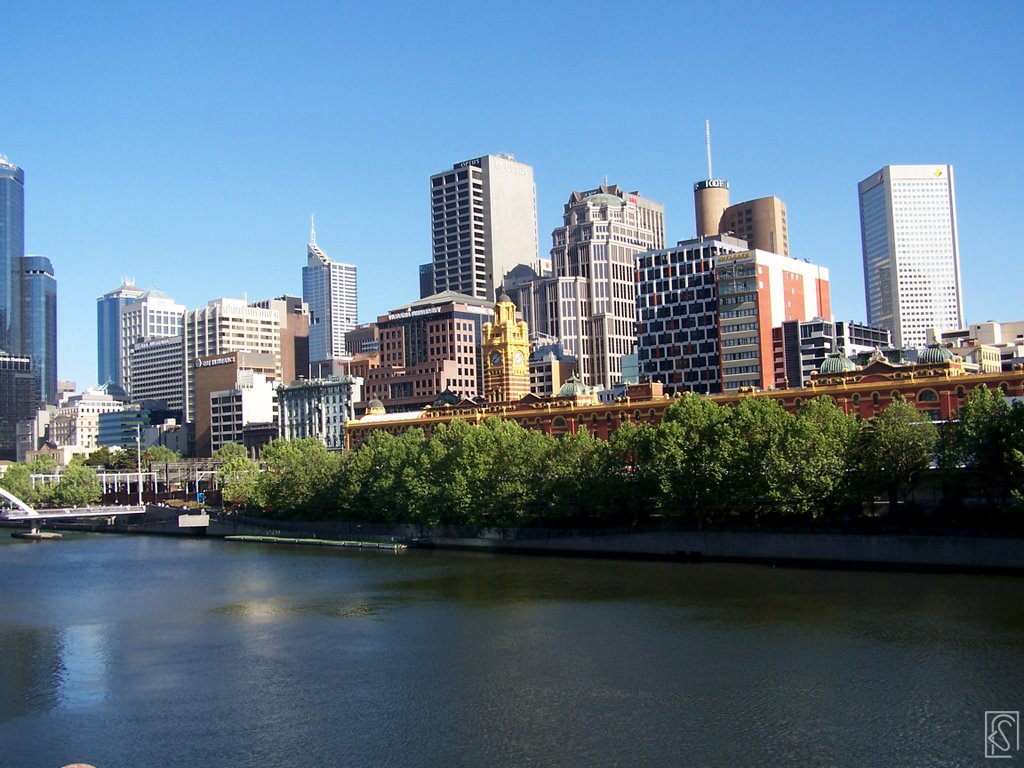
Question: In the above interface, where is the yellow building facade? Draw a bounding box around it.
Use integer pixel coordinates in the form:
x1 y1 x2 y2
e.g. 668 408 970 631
481 292 531 403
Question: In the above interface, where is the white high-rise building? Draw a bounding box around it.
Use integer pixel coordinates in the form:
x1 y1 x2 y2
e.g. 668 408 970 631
430 154 539 301
302 220 357 368
858 164 963 348
119 289 184 395
129 335 184 413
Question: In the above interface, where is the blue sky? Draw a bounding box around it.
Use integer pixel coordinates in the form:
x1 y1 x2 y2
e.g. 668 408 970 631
6 0 1023 388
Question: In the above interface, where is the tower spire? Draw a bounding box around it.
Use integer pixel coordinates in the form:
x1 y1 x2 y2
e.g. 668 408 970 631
310 214 317 245
705 119 713 180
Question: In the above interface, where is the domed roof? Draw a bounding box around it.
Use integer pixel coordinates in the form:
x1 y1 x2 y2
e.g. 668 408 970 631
584 193 623 207
919 343 954 364
366 398 386 415
496 290 513 304
557 374 592 398
432 389 460 407
819 352 857 374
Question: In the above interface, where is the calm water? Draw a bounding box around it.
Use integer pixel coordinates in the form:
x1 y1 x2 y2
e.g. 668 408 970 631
0 534 1022 768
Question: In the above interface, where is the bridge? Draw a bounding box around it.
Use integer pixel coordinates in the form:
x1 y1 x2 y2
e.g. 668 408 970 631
0 486 145 534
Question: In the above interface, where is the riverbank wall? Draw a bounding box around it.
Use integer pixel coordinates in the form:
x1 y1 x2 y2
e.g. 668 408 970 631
25 507 1024 573
208 513 1024 573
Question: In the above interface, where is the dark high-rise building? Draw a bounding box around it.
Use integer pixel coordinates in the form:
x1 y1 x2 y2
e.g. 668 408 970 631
20 255 57 404
0 156 25 356
0 353 36 461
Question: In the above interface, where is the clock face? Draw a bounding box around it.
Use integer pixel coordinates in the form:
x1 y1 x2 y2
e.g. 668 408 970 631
490 351 503 366
513 350 525 365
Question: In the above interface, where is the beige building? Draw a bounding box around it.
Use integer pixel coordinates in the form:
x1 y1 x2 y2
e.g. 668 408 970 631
209 370 276 457
360 292 495 412
430 154 539 301
930 322 1023 372
193 351 277 458
719 196 788 257
250 295 310 384
549 185 664 389
694 179 789 257
49 385 127 456
183 299 282 423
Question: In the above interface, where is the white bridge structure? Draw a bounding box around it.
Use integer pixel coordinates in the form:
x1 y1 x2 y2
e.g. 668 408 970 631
0 486 144 529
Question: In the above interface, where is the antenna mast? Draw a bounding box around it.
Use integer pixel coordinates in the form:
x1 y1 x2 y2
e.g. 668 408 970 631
705 120 713 179
310 214 317 245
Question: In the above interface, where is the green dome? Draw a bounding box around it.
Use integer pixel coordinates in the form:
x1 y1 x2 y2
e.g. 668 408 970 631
584 193 623 207
557 374 591 398
919 343 954 364
819 352 856 374
366 398 386 415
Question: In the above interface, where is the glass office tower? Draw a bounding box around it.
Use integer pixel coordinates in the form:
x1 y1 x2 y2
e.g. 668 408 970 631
97 281 145 387
858 165 963 348
20 255 57 404
0 157 25 355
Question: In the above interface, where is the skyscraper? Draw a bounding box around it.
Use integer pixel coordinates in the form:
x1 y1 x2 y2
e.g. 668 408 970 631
183 298 282 423
119 289 184 395
858 164 963 348
97 280 145 387
635 236 830 394
0 156 24 356
20 255 57 404
550 185 664 389
430 154 539 301
302 221 357 373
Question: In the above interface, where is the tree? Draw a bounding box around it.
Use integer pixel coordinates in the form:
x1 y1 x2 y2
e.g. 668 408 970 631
49 463 102 508
257 438 342 518
602 422 659 525
856 400 937 514
0 463 35 505
790 397 860 518
457 418 553 526
143 445 180 464
720 397 799 519
654 394 734 521
544 423 606 528
213 443 248 461
343 428 431 523
84 446 137 470
29 455 59 474
957 385 1022 509
217 454 261 510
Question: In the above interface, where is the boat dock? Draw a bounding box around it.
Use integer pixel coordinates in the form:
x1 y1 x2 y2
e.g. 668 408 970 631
224 535 408 552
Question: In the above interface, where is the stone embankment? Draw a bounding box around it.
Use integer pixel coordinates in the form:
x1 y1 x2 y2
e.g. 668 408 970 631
26 505 1024 573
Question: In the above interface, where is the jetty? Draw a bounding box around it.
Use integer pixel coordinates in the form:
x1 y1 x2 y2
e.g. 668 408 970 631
224 535 407 552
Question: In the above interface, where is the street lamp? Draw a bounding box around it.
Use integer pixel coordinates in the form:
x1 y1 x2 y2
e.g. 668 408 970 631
135 423 143 507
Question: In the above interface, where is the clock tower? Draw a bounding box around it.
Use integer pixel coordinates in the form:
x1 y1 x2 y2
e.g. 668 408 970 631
481 292 531 403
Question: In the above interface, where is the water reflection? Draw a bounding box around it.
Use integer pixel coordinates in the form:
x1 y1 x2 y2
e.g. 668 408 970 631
56 624 109 709
0 625 62 723
1 537 1023 768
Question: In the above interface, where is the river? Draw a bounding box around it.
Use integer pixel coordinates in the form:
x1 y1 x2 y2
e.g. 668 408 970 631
1 533 1022 767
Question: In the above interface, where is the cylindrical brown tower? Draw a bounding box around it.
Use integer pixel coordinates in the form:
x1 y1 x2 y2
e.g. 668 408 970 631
694 179 730 237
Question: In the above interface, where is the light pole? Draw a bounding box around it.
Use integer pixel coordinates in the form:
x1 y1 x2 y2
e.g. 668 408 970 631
135 423 143 507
